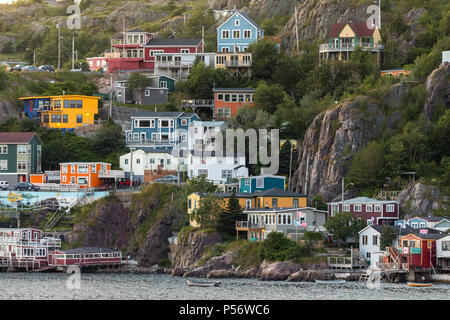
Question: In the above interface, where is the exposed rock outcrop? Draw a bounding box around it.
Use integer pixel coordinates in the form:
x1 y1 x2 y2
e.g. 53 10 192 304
287 270 333 282
423 62 450 120
395 183 448 216
172 229 223 269
137 219 173 267
258 261 302 281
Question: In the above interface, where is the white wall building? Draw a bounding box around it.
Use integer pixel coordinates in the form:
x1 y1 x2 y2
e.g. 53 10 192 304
443 51 450 63
437 235 450 270
154 52 215 80
187 151 248 184
119 148 187 182
188 120 226 152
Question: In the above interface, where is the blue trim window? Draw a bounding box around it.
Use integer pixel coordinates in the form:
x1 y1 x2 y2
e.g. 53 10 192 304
77 100 83 108
77 114 83 123
64 100 70 108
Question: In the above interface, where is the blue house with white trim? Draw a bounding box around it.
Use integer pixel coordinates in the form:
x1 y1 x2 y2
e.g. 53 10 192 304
239 175 285 193
217 11 264 53
126 111 200 150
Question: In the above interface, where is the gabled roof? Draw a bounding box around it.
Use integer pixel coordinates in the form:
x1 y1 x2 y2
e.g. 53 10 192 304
328 22 377 38
359 225 415 235
145 38 202 46
131 111 197 118
213 87 255 93
240 175 286 180
328 196 399 205
253 188 305 197
217 11 263 31
0 132 40 144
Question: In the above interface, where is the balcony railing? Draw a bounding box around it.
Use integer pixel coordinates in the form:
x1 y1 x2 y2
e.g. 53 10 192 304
319 43 383 52
98 169 125 179
235 221 265 229
126 138 174 146
224 61 252 67
181 100 214 108
156 61 193 68
0 237 61 247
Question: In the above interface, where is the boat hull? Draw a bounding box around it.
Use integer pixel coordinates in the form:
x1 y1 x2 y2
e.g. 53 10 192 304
407 282 432 287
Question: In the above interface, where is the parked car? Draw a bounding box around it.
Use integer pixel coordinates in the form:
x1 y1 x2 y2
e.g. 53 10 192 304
22 66 40 72
70 68 82 72
116 178 138 188
97 183 114 191
10 64 25 72
155 175 178 183
0 181 8 190
39 65 55 72
15 182 40 191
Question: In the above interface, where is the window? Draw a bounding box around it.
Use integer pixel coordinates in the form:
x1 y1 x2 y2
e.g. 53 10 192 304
17 160 27 170
442 241 450 251
354 204 362 212
366 252 371 258
386 204 395 212
366 205 373 212
117 91 122 97
124 159 128 165
272 198 278 208
244 178 250 186
144 89 150 96
62 165 68 173
64 100 70 108
77 115 83 124
217 108 231 118
235 19 240 26
245 199 252 209
71 165 75 174
70 100 76 108
92 164 96 173
77 100 83 108
221 170 232 179
150 50 164 56
71 176 76 184
17 145 27 154
136 158 140 164
62 175 67 182
181 119 187 126
166 159 171 165
411 222 418 229
63 114 68 123
374 205 381 212
256 178 264 189
0 145 6 154
217 94 224 101
222 47 229 52
373 235 378 246
420 222 426 228
293 199 299 208
233 30 240 39
222 30 230 39
362 235 368 245
160 81 167 88
78 165 88 173
149 158 155 164
54 100 61 108
78 177 88 185
343 204 350 212
243 30 251 39
0 160 7 170
198 169 208 177
427 241 432 249
160 120 169 128
181 49 189 53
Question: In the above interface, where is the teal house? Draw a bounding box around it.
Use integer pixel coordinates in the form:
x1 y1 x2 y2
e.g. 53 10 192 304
0 132 42 186
239 175 286 193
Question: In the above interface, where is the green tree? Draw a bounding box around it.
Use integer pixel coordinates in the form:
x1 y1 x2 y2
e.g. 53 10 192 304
216 191 244 238
194 195 224 229
126 73 151 105
278 140 298 176
324 212 366 247
254 81 285 113
260 231 309 261
380 225 398 250
248 39 280 81
92 118 126 158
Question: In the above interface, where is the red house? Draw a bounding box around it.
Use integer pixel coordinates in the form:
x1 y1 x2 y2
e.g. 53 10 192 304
213 88 255 119
105 28 203 74
327 196 400 225
386 231 446 270
48 247 122 267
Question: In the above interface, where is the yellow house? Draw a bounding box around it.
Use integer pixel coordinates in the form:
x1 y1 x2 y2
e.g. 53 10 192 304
319 22 383 65
19 95 100 131
187 188 307 227
215 52 252 78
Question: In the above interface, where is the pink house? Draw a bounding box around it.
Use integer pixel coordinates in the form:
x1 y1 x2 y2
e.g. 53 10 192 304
327 196 400 226
86 56 107 71
105 29 204 73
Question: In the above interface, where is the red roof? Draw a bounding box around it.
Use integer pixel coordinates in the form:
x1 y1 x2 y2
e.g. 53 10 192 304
0 132 38 144
329 22 376 37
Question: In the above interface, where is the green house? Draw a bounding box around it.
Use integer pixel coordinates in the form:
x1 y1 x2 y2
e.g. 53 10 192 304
0 132 42 186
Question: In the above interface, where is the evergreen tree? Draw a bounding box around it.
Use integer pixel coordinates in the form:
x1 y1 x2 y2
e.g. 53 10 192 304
216 191 245 238
380 225 398 251
278 140 298 176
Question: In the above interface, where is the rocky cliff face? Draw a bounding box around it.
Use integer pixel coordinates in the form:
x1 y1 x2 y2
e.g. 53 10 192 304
395 183 449 216
291 83 409 201
423 62 450 121
172 229 222 269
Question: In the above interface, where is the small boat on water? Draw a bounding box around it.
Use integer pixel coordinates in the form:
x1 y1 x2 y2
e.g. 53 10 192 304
186 279 221 287
407 282 432 287
315 280 346 284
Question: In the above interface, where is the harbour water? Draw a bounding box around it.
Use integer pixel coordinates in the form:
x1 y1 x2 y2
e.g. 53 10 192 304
0 273 449 300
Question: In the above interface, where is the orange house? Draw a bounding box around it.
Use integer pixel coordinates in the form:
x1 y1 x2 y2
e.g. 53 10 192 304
60 162 122 189
29 173 47 184
213 88 255 119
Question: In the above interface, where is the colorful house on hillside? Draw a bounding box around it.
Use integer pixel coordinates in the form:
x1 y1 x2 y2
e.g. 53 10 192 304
187 188 307 227
217 10 264 53
395 216 450 231
105 28 204 73
213 88 255 119
19 95 100 132
381 69 411 78
437 235 450 271
126 111 200 150
0 132 42 185
59 162 124 189
319 21 383 65
385 230 446 270
239 175 285 193
327 197 400 226
154 52 215 80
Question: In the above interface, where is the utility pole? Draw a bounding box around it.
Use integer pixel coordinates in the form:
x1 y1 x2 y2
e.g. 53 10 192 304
57 20 61 71
378 0 381 29
304 154 310 196
201 25 205 53
288 142 293 191
294 6 299 52
341 176 344 206
72 35 75 70
109 73 113 118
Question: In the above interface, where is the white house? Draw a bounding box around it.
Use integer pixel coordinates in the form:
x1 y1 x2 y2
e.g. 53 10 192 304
187 151 248 184
119 148 187 183
437 235 450 270
153 52 215 79
434 219 450 233
443 51 450 63
188 120 226 152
